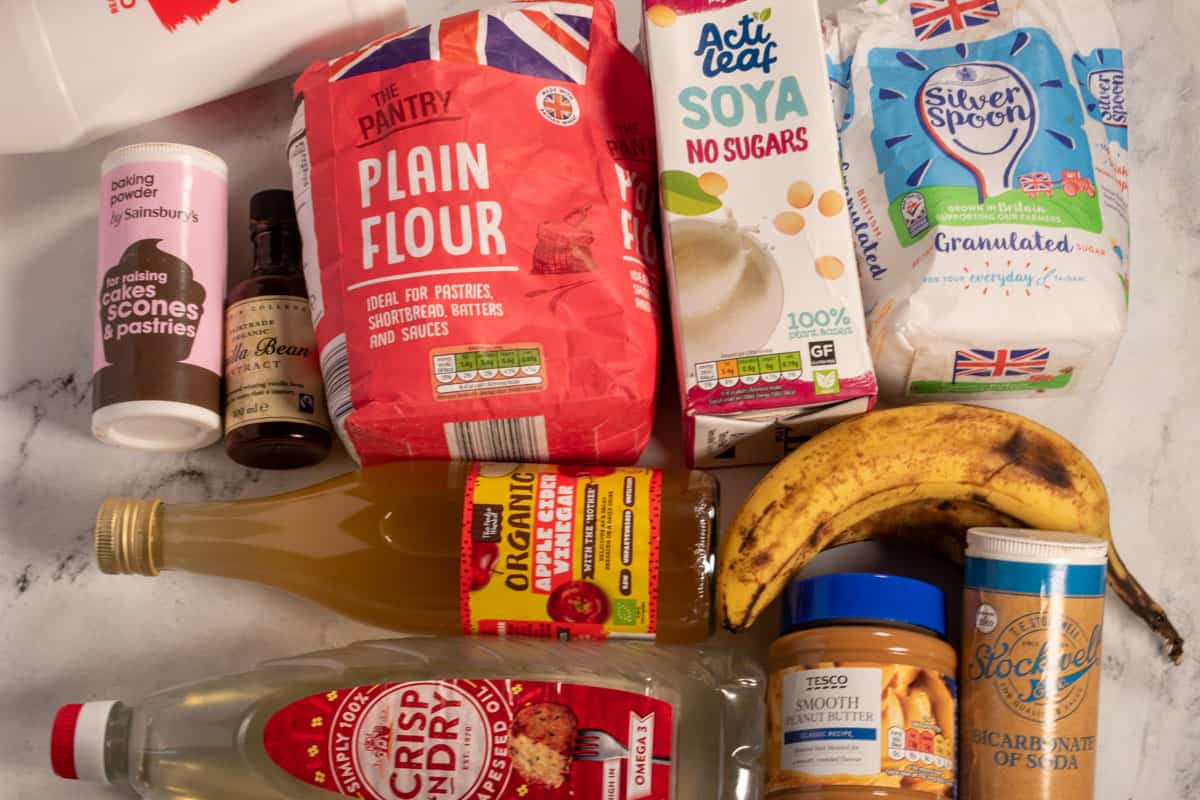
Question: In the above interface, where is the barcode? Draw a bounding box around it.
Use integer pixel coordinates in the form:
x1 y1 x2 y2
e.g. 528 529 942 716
445 417 549 461
288 102 325 325
319 334 353 428
288 139 310 193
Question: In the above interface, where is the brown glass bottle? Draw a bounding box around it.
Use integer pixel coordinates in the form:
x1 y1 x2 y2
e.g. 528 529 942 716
224 190 331 469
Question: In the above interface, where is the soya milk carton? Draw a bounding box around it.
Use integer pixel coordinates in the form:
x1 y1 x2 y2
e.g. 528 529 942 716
644 0 876 467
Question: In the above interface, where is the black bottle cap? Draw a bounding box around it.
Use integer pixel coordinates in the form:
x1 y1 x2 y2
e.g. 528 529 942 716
250 190 297 230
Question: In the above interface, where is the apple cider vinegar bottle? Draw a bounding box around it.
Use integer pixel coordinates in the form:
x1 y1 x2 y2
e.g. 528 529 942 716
94 463 716 642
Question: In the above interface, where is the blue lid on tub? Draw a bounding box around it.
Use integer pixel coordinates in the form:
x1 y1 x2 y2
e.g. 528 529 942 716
783 573 947 637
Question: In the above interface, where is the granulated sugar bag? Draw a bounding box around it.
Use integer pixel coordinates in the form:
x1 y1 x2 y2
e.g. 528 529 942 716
833 0 1130 399
289 0 661 465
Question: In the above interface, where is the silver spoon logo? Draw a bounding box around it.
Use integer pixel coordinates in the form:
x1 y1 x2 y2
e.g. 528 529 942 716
918 62 1038 202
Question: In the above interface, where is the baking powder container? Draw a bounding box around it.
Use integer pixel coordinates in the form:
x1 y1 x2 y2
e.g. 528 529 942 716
92 143 227 451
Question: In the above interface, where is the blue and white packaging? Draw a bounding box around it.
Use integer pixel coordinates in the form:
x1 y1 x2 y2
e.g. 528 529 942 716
832 0 1130 400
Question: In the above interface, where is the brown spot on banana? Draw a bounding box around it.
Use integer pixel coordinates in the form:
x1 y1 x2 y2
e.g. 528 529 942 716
933 407 979 426
993 429 1074 490
750 550 776 570
734 500 777 555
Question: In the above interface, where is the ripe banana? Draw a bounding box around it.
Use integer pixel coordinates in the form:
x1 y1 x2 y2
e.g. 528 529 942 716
833 499 1021 562
717 403 1184 663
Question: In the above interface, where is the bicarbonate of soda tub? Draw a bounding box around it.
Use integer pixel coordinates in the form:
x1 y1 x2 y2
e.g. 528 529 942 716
961 528 1108 800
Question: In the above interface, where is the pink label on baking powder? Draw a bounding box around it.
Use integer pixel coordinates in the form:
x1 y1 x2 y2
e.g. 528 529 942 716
93 159 227 378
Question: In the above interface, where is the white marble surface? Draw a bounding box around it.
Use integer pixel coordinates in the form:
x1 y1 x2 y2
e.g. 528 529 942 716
0 0 1197 797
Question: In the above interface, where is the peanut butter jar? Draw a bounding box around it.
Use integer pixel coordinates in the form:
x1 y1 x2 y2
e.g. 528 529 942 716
768 574 957 799
960 529 1107 800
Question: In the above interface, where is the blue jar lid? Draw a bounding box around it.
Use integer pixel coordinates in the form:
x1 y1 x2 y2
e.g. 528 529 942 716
783 573 947 637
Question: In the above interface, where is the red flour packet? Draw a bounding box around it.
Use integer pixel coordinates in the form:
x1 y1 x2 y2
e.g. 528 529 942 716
289 0 661 465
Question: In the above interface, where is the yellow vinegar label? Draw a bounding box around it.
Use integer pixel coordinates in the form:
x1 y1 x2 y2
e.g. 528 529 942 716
460 464 662 639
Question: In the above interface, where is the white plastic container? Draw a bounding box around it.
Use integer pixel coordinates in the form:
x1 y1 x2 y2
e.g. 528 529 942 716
92 143 227 452
50 638 765 800
0 0 409 153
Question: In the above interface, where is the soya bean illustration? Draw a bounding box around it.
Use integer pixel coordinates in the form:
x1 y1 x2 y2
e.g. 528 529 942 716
788 181 815 209
774 212 806 235
816 256 845 280
647 4 677 27
818 190 845 217
698 172 729 196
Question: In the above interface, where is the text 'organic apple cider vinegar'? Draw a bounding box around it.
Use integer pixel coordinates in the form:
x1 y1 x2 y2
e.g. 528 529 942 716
94 462 716 642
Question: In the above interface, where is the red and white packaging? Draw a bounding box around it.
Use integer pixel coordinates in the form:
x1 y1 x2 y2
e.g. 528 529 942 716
289 0 661 466
263 679 674 800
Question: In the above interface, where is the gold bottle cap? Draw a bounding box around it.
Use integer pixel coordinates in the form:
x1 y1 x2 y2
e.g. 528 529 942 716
95 498 162 576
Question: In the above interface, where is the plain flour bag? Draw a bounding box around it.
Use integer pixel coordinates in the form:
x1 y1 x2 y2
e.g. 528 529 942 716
834 0 1130 399
290 0 661 465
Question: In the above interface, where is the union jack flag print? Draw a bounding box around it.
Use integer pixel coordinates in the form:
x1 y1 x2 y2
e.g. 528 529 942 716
953 348 1050 381
1018 172 1054 198
330 0 595 84
910 0 1002 42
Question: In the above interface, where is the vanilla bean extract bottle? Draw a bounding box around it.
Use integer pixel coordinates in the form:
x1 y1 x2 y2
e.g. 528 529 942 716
223 190 331 469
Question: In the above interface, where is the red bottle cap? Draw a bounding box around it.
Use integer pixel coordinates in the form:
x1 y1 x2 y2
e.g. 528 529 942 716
50 704 84 779
49 701 117 782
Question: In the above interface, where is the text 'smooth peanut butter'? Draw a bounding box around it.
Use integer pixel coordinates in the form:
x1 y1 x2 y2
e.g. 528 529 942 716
768 573 956 799
961 529 1108 800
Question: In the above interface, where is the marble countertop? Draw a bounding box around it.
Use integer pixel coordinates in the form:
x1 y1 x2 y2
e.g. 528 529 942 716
1 0 1196 797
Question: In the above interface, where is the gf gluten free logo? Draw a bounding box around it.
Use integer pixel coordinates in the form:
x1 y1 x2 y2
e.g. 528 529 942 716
808 341 837 366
